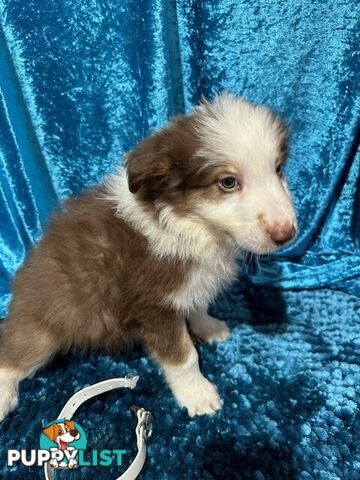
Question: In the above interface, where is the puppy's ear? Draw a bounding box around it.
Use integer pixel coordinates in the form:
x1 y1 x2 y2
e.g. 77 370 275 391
65 420 76 430
126 133 171 195
42 424 58 442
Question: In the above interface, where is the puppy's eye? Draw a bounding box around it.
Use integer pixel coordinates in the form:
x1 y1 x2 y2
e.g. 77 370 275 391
219 177 239 191
276 163 283 177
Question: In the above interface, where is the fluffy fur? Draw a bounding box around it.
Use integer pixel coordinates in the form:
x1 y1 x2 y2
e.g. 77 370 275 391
0 93 296 419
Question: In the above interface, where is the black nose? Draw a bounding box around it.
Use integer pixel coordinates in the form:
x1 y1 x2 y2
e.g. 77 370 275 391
270 224 297 246
70 429 78 437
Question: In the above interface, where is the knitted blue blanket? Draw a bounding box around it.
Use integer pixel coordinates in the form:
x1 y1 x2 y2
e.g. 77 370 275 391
1 281 359 479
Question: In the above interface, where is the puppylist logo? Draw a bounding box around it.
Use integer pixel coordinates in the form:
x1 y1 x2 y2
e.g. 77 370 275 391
7 419 126 468
40 420 86 469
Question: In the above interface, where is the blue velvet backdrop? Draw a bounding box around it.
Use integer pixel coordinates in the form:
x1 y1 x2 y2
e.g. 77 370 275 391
0 0 359 317
0 1 359 479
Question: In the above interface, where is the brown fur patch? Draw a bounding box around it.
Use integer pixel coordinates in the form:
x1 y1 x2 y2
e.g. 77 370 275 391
0 187 193 372
126 114 203 199
126 112 251 220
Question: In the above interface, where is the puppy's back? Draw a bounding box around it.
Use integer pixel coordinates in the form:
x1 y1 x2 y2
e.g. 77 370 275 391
6 189 144 352
5 188 190 354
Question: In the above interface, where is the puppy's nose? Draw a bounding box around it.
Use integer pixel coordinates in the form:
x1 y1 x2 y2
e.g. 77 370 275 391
70 429 78 437
268 223 296 246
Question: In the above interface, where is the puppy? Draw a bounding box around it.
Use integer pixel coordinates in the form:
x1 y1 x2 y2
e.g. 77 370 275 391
0 93 296 419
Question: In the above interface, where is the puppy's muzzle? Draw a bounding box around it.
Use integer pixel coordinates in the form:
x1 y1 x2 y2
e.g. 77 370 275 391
267 223 297 246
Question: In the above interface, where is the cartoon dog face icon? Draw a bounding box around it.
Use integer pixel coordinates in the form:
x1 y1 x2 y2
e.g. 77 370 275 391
42 420 80 451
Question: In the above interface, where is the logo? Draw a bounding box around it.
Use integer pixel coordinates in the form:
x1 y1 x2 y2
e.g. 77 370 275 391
7 419 126 469
40 419 86 468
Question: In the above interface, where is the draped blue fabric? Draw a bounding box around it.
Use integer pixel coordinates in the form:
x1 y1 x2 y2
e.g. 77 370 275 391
0 1 359 317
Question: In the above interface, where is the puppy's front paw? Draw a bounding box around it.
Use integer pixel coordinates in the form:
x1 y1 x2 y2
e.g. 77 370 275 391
203 318 230 343
174 374 222 417
190 315 230 344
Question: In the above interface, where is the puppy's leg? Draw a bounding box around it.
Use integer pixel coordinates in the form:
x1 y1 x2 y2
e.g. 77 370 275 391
188 307 230 343
140 309 222 416
0 318 57 421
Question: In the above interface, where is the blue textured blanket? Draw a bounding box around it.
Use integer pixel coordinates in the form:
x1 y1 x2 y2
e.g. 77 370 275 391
0 0 359 478
1 282 359 479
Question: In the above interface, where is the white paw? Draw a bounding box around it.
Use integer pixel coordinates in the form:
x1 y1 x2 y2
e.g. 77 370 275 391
0 370 19 422
191 316 230 344
174 374 222 417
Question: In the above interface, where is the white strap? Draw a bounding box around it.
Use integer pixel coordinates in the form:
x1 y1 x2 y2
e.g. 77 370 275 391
118 407 149 480
44 376 152 480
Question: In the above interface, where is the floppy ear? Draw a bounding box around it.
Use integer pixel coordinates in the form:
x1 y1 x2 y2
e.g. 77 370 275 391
126 133 171 195
126 114 199 196
42 424 58 442
65 420 76 430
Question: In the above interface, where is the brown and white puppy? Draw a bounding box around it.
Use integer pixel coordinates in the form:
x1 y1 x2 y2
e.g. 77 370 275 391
0 93 297 419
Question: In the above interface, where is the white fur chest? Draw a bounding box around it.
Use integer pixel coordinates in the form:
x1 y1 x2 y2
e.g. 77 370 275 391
165 252 238 313
105 172 239 312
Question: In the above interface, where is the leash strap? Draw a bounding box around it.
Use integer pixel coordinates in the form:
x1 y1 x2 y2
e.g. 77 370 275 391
44 376 153 480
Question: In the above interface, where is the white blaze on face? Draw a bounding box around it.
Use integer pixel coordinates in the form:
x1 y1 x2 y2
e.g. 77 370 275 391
194 93 297 253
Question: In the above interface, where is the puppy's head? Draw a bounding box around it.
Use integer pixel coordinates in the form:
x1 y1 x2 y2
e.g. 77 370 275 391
126 93 297 254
